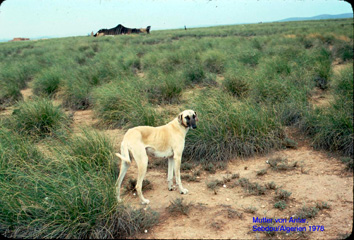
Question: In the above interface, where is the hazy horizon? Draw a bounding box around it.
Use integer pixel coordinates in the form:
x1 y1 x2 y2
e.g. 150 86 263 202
0 0 352 41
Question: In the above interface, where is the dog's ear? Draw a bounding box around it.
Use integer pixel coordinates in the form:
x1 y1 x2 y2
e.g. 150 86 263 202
178 113 183 124
194 111 199 121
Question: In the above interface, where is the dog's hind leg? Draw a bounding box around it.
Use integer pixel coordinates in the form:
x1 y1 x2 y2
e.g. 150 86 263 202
116 160 130 203
133 147 150 205
167 158 174 191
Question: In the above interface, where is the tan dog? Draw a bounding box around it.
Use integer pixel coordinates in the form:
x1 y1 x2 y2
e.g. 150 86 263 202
115 110 198 205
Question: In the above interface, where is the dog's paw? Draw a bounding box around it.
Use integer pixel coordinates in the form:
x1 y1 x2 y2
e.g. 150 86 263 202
141 199 150 205
117 197 123 203
180 188 189 194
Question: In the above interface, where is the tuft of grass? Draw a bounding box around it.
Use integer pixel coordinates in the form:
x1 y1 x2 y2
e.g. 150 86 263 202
341 157 353 171
265 181 277 190
202 50 226 74
33 66 62 97
92 81 159 128
63 128 118 174
167 198 193 216
222 74 250 98
183 88 284 163
145 72 184 104
256 169 267 176
243 206 258 214
0 124 158 239
267 157 297 171
295 205 320 219
300 67 353 157
206 179 224 194
238 178 266 195
10 97 70 140
183 63 206 85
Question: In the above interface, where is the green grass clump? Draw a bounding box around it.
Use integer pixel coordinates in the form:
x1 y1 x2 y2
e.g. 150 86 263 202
10 97 70 139
33 66 62 97
92 81 159 128
145 71 184 104
183 62 206 85
63 128 118 173
202 50 226 74
222 74 250 98
0 125 159 238
62 73 92 110
183 89 284 162
300 66 353 157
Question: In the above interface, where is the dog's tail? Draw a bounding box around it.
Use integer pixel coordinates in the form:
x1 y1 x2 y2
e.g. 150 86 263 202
115 141 131 163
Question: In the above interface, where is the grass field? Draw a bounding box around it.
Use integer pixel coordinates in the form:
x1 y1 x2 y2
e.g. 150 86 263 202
0 18 353 238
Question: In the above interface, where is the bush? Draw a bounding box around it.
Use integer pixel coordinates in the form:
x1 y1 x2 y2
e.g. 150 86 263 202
10 97 70 139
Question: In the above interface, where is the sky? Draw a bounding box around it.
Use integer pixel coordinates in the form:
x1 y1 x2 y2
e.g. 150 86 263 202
0 0 352 41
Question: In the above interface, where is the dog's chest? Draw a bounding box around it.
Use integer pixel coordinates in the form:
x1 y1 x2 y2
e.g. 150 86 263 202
146 147 173 159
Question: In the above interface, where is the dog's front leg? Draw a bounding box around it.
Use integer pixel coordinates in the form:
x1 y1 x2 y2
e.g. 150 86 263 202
174 154 188 194
167 158 174 191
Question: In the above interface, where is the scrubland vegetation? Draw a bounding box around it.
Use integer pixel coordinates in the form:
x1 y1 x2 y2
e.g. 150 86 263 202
0 18 353 238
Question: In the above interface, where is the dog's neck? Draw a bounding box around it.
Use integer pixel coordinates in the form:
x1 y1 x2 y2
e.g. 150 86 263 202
172 118 189 135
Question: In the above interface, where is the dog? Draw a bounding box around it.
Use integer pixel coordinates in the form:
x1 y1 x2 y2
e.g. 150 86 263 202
115 110 198 205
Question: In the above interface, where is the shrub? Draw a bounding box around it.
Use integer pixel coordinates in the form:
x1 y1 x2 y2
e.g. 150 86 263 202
10 97 70 139
274 200 287 210
274 189 292 201
295 206 319 219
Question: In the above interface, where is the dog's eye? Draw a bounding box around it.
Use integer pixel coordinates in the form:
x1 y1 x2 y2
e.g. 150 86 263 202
192 115 195 119
185 116 190 120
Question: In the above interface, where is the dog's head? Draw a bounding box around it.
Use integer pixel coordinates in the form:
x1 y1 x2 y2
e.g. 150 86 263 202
178 110 198 129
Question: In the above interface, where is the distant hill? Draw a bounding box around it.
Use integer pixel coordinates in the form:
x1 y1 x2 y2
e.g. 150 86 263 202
277 13 353 22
